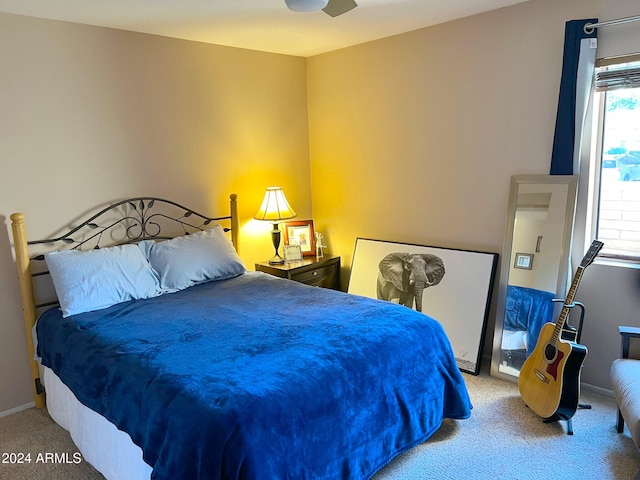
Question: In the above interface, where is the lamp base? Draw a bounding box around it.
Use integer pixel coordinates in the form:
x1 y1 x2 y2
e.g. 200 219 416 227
268 254 285 265
268 223 285 265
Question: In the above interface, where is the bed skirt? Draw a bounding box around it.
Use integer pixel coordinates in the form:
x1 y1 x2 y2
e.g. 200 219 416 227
42 365 152 480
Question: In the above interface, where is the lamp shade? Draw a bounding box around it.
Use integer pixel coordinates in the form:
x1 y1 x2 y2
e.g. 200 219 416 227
254 187 297 221
284 0 329 12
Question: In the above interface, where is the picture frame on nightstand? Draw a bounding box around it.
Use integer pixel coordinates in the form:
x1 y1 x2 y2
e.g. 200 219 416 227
284 244 303 262
284 220 316 257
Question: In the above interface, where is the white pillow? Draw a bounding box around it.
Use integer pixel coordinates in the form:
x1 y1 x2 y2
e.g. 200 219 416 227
143 225 246 292
45 244 160 318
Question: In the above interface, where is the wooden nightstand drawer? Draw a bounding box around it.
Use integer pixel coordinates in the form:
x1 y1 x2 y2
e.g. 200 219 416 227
255 256 341 291
291 265 335 284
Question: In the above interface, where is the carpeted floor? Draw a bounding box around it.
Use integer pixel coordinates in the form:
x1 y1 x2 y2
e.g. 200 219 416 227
1 366 638 480
376 368 640 480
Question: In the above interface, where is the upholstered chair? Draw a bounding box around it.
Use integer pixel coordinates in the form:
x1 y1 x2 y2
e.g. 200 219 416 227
610 326 640 468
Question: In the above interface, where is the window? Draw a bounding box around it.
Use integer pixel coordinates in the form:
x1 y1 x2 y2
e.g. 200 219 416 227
592 57 640 262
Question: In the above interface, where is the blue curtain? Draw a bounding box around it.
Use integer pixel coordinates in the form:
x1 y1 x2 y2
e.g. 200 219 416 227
550 19 598 175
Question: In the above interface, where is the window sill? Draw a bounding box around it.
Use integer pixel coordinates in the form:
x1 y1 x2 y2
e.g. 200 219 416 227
594 256 640 269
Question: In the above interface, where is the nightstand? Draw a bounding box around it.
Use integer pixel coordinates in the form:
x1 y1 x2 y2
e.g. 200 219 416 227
255 255 341 291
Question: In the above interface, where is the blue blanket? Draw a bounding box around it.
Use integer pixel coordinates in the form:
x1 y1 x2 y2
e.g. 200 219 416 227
37 272 471 480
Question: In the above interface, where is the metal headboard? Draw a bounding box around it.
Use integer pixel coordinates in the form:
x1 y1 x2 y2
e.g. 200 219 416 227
30 196 237 251
11 194 239 408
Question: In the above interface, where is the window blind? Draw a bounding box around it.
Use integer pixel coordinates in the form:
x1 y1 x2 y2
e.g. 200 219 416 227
595 59 640 92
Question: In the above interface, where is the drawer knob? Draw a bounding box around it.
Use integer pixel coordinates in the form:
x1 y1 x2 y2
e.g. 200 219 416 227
312 271 318 276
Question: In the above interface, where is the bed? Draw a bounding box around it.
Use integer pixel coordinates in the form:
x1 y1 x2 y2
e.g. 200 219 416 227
11 195 472 480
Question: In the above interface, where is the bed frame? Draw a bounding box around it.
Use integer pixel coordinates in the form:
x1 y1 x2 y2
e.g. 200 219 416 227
11 194 239 409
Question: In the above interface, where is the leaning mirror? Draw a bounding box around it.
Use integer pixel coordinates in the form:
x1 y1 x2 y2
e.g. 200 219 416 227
490 174 578 382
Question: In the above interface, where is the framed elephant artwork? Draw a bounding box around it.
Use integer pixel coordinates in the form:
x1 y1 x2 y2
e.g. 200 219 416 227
348 238 498 375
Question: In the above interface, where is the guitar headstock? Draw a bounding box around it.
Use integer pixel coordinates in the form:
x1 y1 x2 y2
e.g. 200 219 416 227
580 240 604 268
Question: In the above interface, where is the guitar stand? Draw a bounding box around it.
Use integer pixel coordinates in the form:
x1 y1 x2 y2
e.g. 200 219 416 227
548 299 591 435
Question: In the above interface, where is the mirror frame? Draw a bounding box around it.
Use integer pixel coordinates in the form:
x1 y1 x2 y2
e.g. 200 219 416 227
490 174 578 382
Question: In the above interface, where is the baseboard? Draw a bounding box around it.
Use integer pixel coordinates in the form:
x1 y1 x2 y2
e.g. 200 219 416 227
581 381 614 398
0 401 36 419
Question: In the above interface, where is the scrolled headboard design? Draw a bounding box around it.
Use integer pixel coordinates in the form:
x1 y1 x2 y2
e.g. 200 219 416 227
28 195 239 253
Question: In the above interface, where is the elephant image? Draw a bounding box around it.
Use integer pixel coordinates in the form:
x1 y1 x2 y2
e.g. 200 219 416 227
376 253 445 312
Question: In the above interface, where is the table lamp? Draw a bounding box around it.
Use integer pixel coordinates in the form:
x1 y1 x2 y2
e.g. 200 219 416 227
254 187 297 264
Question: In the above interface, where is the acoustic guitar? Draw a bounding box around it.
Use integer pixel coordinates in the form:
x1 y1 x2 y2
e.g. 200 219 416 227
518 240 603 421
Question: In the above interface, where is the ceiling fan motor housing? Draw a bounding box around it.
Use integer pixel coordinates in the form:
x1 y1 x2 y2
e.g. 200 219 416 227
285 0 329 12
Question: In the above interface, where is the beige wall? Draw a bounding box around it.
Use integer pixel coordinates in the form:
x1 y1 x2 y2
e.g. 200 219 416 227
3 0 640 414
308 0 640 390
0 13 311 413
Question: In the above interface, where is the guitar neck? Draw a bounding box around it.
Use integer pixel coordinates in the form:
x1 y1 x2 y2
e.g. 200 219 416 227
542 239 603 347
550 266 585 344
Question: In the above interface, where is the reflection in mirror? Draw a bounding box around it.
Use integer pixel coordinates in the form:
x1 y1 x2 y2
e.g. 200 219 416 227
490 175 578 382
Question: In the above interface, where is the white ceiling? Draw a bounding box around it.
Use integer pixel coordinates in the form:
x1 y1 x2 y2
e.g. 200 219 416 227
0 0 531 57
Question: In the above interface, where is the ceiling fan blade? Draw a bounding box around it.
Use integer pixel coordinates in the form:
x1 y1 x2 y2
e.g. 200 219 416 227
322 0 357 17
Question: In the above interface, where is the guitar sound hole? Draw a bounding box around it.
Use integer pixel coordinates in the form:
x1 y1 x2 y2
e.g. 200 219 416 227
544 343 556 362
